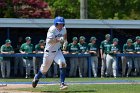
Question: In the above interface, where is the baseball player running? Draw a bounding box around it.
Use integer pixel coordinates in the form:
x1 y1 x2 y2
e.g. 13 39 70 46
123 39 135 77
106 38 120 78
32 16 68 90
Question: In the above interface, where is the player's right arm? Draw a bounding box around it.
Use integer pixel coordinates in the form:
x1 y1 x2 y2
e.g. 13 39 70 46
1 45 9 54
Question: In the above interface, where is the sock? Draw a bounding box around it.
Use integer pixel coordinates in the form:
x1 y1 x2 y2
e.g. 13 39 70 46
60 68 66 84
35 70 43 80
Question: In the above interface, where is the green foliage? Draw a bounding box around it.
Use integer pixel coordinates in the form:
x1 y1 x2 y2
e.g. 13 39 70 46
45 0 80 18
0 0 140 19
45 0 140 19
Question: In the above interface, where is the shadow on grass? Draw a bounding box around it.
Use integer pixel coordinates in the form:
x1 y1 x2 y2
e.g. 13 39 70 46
41 90 96 93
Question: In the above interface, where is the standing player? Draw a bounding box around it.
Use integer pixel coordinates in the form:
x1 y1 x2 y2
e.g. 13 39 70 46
32 16 68 90
88 37 98 77
133 36 140 76
123 39 135 77
106 38 120 78
0 39 14 78
20 37 34 78
33 40 45 75
100 34 112 77
78 36 88 77
67 37 79 77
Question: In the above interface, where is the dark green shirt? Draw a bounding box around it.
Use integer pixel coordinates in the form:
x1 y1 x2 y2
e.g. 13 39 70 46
100 40 112 54
20 43 34 59
123 44 135 53
134 42 140 52
67 43 79 53
109 44 120 56
1 44 13 60
35 44 44 52
88 43 98 56
78 42 88 53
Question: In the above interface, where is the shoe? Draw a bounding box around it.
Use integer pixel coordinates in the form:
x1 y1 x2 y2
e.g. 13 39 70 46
25 75 30 79
79 75 83 78
32 79 39 88
60 84 68 90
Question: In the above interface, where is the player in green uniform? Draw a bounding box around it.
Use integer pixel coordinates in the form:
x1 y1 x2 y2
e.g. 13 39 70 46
88 37 98 77
20 37 34 78
78 36 88 77
33 40 45 75
100 34 112 77
0 39 14 78
134 36 140 76
123 39 135 77
67 37 79 77
106 38 120 78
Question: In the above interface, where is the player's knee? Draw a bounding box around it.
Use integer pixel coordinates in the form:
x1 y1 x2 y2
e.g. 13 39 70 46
40 66 48 74
59 62 67 68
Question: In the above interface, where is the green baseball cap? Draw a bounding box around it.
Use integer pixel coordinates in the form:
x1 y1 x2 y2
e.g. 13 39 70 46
80 36 85 40
39 40 45 43
113 38 119 42
90 37 96 41
72 37 78 41
127 39 133 43
25 37 31 41
105 34 110 38
5 39 11 43
136 36 140 40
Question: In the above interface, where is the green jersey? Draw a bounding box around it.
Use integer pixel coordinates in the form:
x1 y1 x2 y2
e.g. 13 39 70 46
88 43 98 56
20 43 34 59
134 42 140 52
100 40 111 54
35 44 44 52
78 42 88 53
109 44 120 56
0 44 13 60
123 44 135 53
67 43 79 53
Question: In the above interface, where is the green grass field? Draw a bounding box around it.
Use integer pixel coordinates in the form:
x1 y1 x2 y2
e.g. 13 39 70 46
1 77 140 93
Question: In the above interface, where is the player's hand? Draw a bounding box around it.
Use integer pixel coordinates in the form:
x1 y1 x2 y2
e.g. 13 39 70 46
84 52 89 54
56 37 64 42
137 52 140 54
21 51 26 54
113 51 117 54
128 52 134 54
72 52 76 54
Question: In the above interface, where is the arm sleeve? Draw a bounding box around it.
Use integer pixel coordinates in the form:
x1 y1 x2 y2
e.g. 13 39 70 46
0 45 4 52
46 29 56 44
123 44 126 53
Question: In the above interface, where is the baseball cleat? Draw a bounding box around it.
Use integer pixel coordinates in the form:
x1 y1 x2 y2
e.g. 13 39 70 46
32 79 39 88
60 84 68 90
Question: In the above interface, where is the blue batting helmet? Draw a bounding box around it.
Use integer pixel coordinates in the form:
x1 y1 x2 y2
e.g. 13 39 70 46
54 16 65 26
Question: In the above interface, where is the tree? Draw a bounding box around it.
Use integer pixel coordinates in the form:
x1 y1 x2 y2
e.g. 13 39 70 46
13 0 52 18
45 0 80 18
0 0 52 18
0 0 15 18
